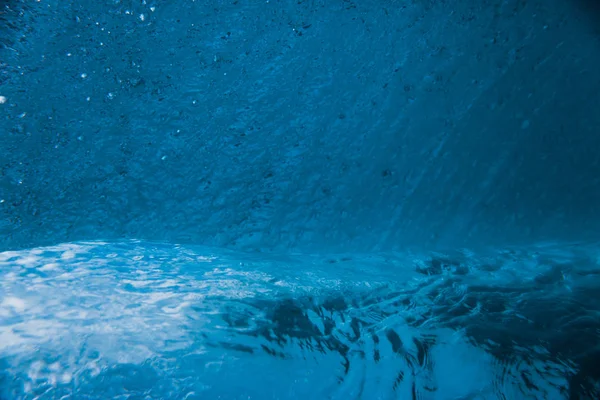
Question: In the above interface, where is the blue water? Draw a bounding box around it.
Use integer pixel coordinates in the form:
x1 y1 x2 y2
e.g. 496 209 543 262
2 0 600 398
1 241 599 399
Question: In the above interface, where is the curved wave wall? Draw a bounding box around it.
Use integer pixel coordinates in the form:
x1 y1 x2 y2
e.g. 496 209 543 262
1 0 599 252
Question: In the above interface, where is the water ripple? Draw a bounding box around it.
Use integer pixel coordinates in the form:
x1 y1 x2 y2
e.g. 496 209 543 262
1 240 599 399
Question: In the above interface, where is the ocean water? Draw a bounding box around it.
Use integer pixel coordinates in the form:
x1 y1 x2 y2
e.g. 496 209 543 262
2 0 600 251
1 240 599 399
2 0 600 399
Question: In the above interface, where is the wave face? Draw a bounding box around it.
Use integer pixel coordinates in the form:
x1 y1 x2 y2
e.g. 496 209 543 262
2 0 600 252
1 241 599 399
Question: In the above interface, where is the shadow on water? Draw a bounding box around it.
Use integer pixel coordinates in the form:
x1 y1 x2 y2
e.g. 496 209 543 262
574 0 600 14
572 0 600 30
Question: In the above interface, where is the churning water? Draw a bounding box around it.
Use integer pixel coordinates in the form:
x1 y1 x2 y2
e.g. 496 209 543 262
2 0 600 398
1 240 599 399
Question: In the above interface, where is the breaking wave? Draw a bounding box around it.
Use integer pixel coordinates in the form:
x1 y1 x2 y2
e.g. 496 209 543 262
1 240 599 399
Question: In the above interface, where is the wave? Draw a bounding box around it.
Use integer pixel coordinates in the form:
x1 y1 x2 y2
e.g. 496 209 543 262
1 240 599 399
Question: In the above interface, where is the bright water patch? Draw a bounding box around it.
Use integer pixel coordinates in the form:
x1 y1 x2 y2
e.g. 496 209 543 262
1 241 599 399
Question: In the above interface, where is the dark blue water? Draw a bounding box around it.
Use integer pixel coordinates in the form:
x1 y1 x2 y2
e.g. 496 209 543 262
1 0 600 399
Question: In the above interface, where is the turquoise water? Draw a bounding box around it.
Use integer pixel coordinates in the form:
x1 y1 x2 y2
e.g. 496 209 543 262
2 241 599 399
2 0 600 398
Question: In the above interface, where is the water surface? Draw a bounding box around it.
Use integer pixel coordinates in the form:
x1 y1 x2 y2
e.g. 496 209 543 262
2 240 599 399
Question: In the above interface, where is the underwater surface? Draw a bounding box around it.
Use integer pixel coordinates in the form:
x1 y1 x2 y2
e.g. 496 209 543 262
2 0 600 399
2 0 600 252
1 241 600 399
